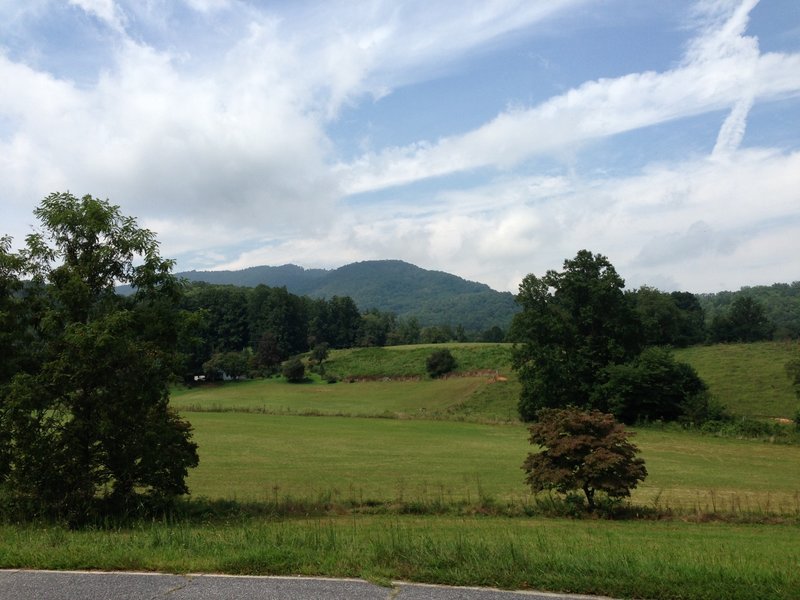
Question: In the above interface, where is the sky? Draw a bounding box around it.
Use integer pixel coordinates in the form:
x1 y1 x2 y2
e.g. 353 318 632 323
1 0 799 294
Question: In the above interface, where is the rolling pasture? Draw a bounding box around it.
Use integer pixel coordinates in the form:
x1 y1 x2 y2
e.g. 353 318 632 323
6 341 799 600
674 340 800 419
172 341 800 512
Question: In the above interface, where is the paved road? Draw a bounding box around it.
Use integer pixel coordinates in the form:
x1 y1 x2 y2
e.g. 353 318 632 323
0 570 614 600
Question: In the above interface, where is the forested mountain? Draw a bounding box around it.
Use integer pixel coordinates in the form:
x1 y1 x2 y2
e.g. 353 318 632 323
178 260 519 331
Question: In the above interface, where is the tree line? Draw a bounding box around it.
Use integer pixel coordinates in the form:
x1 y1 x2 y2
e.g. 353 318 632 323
178 274 779 383
177 282 507 382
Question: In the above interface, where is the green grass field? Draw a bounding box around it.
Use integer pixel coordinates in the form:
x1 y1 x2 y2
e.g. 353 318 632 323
5 340 800 599
675 340 800 419
171 340 800 511
171 376 502 419
183 412 800 512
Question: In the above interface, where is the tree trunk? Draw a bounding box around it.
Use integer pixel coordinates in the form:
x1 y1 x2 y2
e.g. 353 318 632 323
583 484 595 511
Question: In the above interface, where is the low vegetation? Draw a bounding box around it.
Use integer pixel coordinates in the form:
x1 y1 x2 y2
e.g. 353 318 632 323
2 517 798 600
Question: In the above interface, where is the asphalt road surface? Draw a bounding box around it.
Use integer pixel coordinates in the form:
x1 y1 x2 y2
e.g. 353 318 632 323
0 570 615 600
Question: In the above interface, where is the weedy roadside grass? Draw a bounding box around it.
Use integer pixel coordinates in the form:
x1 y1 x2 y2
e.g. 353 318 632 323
2 516 798 600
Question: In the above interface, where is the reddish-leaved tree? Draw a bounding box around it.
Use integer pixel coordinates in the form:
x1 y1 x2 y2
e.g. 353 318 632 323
522 407 647 511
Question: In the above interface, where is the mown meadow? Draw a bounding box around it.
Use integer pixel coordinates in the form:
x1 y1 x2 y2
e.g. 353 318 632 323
4 341 800 599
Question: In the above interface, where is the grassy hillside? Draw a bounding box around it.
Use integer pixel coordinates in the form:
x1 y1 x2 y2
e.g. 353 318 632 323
675 340 799 419
172 341 799 423
322 340 800 420
323 343 514 378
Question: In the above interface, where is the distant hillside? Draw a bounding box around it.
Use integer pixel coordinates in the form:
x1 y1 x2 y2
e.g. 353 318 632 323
698 282 800 339
180 264 327 294
177 260 519 331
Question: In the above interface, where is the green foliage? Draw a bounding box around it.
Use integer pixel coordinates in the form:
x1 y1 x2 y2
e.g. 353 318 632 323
282 357 306 383
0 192 198 523
203 350 250 380
709 295 776 343
522 408 647 511
425 349 457 378
700 282 800 340
595 347 717 425
310 342 330 365
631 287 706 347
511 250 642 421
179 259 519 333
669 291 707 346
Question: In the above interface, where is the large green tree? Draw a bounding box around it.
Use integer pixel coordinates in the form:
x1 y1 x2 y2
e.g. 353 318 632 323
511 250 642 421
709 295 775 343
0 193 198 522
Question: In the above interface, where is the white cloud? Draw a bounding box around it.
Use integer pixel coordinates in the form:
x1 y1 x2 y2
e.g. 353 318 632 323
183 0 230 13
67 0 126 32
1 0 798 299
0 0 588 246
712 95 754 158
338 0 800 193
223 148 800 293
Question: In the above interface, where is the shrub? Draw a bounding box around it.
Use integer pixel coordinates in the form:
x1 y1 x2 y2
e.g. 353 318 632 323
594 346 714 425
282 358 306 383
426 349 457 378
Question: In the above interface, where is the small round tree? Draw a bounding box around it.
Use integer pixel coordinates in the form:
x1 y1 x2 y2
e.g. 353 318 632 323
426 348 457 378
522 407 647 511
282 357 306 383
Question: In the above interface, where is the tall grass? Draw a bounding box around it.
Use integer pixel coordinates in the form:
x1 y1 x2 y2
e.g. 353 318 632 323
2 516 798 599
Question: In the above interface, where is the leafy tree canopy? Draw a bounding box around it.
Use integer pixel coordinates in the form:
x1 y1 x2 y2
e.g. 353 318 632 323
0 192 198 523
709 295 775 343
594 346 718 425
511 250 642 421
522 407 647 511
511 250 714 424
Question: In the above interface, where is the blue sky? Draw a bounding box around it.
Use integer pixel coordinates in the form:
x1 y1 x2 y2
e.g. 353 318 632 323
1 0 798 293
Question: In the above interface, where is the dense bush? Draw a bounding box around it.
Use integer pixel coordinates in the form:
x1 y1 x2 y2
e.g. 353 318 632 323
426 349 457 378
282 358 306 383
595 347 719 425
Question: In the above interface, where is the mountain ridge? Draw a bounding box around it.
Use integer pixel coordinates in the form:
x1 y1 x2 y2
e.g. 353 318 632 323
178 259 519 330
